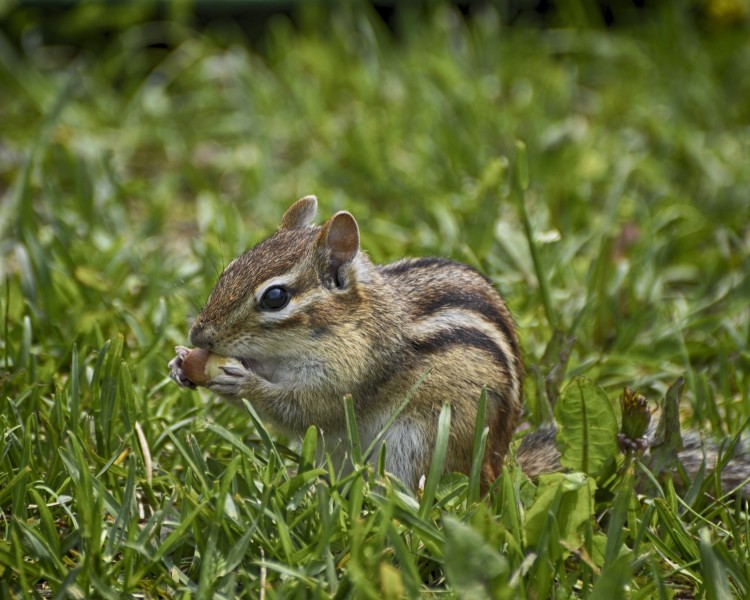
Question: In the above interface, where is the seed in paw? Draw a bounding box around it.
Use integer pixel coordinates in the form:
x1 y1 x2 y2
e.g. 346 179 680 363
181 348 241 386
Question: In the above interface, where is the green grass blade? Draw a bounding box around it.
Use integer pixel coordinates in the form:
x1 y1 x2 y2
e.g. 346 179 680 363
418 402 451 520
468 387 489 503
299 425 318 473
242 398 289 480
699 528 734 600
344 393 363 468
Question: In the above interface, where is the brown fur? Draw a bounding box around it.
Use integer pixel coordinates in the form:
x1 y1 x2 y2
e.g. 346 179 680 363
172 196 523 490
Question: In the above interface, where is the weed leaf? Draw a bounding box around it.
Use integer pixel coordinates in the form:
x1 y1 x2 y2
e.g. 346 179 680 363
555 377 618 476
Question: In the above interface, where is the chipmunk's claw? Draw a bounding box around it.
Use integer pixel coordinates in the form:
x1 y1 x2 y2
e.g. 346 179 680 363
168 346 197 389
205 363 255 399
220 364 246 377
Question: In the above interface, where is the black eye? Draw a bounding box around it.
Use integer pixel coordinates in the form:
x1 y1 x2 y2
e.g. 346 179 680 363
259 286 290 310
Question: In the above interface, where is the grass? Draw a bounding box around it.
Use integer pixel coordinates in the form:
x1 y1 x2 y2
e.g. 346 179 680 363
1 1 750 597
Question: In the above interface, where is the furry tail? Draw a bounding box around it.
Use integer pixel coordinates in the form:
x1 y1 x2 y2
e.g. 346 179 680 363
678 430 750 499
515 425 561 479
515 424 750 500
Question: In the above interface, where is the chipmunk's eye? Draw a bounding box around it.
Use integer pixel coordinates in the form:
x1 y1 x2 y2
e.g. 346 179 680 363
259 286 290 310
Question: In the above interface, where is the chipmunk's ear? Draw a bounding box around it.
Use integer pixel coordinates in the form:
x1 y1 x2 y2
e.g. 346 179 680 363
317 211 360 288
279 195 318 230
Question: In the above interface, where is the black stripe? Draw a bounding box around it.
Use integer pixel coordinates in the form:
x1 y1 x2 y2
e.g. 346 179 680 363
380 257 521 374
411 327 510 373
416 291 520 367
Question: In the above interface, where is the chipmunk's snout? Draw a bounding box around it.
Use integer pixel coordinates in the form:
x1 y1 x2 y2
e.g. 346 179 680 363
189 320 216 350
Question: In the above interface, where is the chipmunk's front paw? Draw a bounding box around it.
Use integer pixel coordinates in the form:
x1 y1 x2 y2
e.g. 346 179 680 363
168 346 197 389
205 363 260 401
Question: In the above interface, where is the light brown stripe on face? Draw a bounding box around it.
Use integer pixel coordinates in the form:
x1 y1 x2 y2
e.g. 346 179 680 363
199 228 320 324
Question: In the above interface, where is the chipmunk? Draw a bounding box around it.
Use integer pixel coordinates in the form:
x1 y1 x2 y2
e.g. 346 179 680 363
169 196 750 498
169 195 523 489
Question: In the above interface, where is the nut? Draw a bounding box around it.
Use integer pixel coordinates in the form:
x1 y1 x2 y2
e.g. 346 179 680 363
182 348 242 386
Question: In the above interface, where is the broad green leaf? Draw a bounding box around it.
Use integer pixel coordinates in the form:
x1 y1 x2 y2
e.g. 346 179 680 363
442 516 512 600
555 377 618 476
524 472 597 548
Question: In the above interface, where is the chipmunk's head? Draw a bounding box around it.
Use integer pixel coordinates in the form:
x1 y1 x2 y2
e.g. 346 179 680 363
189 196 370 360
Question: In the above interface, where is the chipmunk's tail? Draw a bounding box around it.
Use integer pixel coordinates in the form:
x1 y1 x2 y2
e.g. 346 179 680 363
514 424 750 500
515 424 561 479
678 430 750 500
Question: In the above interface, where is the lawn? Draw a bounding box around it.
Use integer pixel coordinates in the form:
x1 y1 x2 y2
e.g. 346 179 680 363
1 1 750 597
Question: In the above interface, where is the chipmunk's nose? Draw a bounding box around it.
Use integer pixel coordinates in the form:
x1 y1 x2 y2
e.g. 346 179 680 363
189 321 215 350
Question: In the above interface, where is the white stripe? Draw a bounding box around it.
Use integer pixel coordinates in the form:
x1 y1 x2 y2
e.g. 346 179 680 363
409 307 519 396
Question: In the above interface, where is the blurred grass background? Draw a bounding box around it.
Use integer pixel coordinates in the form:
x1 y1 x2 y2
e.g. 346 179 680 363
1 0 750 596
